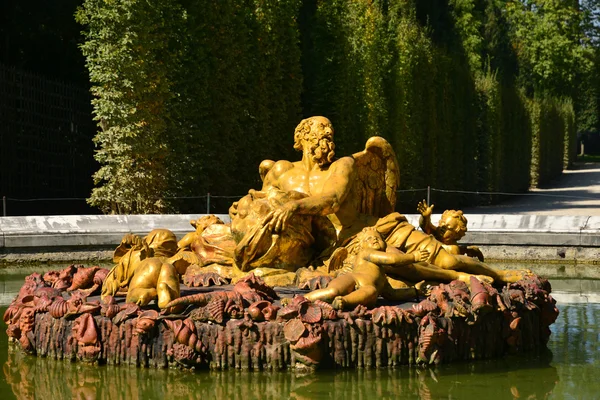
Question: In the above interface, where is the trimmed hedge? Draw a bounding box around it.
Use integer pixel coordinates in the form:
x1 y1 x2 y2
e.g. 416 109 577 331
78 0 578 213
530 97 574 187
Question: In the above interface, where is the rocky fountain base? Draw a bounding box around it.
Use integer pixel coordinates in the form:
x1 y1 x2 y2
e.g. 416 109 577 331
3 266 558 371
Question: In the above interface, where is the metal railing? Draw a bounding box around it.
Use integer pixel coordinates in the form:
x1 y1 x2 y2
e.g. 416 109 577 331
3 187 598 216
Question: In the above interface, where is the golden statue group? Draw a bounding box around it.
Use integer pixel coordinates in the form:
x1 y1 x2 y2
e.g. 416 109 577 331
101 116 530 312
4 115 558 371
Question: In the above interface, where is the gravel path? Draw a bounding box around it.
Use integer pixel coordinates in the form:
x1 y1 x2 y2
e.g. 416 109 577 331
461 162 600 215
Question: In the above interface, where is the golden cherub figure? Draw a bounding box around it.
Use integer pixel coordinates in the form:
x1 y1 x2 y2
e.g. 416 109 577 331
101 229 180 309
417 200 484 261
305 227 429 309
305 226 495 309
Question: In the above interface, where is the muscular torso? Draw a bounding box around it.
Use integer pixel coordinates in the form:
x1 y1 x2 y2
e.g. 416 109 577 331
292 163 331 192
263 157 367 237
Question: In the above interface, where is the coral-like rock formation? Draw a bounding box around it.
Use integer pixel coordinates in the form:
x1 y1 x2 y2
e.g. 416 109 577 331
4 269 558 370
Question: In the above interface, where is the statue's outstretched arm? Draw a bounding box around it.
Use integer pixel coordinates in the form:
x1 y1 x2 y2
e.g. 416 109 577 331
364 249 430 266
417 200 437 235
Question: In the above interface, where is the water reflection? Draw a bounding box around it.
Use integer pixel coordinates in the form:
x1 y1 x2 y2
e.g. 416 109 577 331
1 348 557 400
3 271 600 399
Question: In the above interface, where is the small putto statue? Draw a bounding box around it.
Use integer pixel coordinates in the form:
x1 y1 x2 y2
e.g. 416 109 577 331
417 200 484 261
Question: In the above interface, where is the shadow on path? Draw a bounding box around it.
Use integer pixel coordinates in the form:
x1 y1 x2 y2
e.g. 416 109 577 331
462 163 600 215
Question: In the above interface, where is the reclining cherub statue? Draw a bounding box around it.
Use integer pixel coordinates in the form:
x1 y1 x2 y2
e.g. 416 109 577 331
101 229 180 309
374 211 529 284
305 227 492 310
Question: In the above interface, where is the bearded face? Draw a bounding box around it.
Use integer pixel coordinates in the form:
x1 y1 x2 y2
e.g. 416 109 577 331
293 116 336 167
309 134 335 167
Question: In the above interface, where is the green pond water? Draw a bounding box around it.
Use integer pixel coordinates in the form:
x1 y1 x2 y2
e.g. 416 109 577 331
0 270 599 399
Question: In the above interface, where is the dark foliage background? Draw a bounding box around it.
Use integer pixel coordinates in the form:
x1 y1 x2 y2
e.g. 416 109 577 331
2 0 597 214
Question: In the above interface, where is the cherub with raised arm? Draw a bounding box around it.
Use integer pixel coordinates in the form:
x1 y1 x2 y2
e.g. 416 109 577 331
417 200 484 262
305 226 497 309
304 227 430 310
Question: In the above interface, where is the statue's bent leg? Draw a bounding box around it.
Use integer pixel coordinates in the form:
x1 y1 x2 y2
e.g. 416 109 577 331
434 251 499 276
434 252 527 283
127 288 158 306
156 263 180 309
337 285 378 310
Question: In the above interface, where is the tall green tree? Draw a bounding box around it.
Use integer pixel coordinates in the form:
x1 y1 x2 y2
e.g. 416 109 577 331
77 0 184 213
505 0 592 97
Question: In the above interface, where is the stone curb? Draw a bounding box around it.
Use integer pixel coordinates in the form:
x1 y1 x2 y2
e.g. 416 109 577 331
0 214 598 263
0 214 230 249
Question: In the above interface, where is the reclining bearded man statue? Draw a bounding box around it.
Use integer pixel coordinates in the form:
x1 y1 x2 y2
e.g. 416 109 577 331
229 116 403 284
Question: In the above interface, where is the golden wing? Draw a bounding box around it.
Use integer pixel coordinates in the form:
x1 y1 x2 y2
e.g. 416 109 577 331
352 136 400 218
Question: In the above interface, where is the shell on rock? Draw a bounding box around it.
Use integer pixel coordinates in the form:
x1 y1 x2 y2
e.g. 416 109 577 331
313 300 337 320
25 273 44 286
207 298 226 324
299 303 322 324
77 301 102 316
293 334 321 352
278 295 310 321
68 266 100 291
165 318 204 353
49 297 68 319
93 268 110 285
43 270 60 285
224 301 244 319
283 318 306 343
262 304 280 321
52 280 70 291
19 295 36 308
411 299 438 317
18 308 36 334
113 303 140 325
16 281 38 304
34 287 62 299
134 310 160 335
277 306 299 321
371 307 384 325
290 295 309 308
234 273 278 302
34 294 53 313
3 304 23 324
102 303 120 319
248 300 270 321
469 276 489 299
371 306 393 326
59 265 79 278
100 295 121 319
